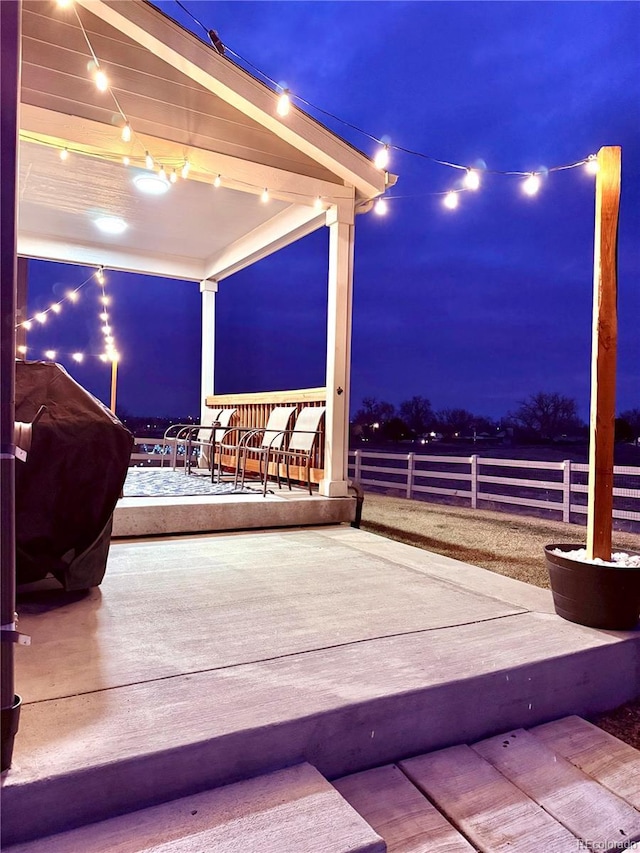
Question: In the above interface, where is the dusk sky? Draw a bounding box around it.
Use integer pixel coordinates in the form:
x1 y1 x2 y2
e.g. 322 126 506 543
25 1 639 421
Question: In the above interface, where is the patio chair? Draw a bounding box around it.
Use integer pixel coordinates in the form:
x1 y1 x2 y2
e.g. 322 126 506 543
161 411 221 470
216 406 297 488
185 408 237 475
237 405 326 496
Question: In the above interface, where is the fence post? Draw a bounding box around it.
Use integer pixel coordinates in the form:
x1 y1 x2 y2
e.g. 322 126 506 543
470 455 478 509
354 449 362 483
562 459 572 523
406 452 415 499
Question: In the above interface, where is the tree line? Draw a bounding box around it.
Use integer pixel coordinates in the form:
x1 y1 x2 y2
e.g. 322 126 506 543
352 392 640 444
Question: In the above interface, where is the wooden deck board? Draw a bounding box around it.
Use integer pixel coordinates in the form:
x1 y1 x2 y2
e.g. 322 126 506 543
531 716 640 810
334 764 475 853
473 728 640 846
400 745 577 852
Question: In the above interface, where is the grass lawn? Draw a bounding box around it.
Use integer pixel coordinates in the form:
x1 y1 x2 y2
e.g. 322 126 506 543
359 491 640 748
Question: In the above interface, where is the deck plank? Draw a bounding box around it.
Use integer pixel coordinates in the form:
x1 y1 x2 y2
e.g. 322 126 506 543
5 763 384 853
334 764 475 852
473 728 640 847
400 744 577 852
531 715 640 810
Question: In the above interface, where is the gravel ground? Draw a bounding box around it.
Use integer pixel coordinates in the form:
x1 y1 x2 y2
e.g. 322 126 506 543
359 492 640 748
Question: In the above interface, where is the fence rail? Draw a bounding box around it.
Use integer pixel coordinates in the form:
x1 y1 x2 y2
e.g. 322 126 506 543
348 449 640 527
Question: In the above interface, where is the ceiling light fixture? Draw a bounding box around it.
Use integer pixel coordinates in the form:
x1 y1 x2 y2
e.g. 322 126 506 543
94 216 128 235
133 173 170 196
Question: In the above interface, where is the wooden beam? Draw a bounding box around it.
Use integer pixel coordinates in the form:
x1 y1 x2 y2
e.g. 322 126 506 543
586 146 621 560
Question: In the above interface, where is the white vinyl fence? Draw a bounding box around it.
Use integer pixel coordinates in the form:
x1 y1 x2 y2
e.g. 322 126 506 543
348 449 640 527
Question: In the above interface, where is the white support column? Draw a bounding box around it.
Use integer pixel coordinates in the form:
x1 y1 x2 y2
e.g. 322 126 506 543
320 205 355 497
200 279 218 424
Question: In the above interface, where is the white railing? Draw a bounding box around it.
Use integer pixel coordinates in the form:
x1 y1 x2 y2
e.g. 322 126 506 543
348 449 640 526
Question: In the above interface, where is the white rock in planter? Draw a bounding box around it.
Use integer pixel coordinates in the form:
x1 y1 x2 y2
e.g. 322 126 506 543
552 547 640 568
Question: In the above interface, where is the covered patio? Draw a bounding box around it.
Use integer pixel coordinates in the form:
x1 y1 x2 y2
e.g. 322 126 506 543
13 0 390 499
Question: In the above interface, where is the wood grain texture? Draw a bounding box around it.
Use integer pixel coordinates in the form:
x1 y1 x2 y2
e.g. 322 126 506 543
334 764 475 852
473 727 640 847
400 745 577 852
531 716 640 810
587 145 621 560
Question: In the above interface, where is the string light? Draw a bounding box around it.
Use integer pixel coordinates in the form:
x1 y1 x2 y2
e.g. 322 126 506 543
181 159 191 179
94 68 109 92
21 320 32 330
158 164 167 181
67 290 79 302
213 174 222 188
464 169 481 191
17 345 27 355
101 295 110 306
99 353 108 362
96 267 105 285
585 155 599 175
145 151 153 170
170 169 178 184
50 303 62 314
261 188 269 203
122 155 130 166
72 352 84 362
374 144 390 170
60 147 69 162
277 89 291 117
443 191 459 210
44 350 56 360
121 122 132 143
374 197 388 216
35 312 47 324
522 173 541 196
56 0 73 7
314 196 323 210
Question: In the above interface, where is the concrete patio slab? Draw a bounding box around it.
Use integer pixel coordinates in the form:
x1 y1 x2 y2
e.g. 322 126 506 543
3 525 639 846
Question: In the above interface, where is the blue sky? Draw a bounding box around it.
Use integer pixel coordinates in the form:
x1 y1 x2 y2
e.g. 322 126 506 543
26 1 640 419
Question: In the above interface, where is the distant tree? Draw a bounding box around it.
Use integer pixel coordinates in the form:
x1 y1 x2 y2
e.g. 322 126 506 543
435 408 476 439
353 397 395 427
619 409 640 438
508 392 582 440
399 396 433 437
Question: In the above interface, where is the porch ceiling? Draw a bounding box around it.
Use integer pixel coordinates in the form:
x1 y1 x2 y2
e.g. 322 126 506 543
17 0 388 282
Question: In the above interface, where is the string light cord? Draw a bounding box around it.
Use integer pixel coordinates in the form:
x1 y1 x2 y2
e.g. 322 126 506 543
15 270 99 329
166 0 597 180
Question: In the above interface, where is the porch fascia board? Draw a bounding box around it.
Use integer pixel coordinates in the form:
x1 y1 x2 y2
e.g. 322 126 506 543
19 106 356 209
17 233 205 281
203 204 327 282
74 0 386 200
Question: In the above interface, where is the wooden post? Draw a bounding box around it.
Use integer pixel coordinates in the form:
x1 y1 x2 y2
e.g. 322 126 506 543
110 357 118 413
586 146 621 560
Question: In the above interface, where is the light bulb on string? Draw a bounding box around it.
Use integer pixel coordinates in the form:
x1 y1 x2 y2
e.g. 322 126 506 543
121 122 131 143
35 312 47 324
96 268 105 284
585 155 599 176
314 196 323 211
374 197 388 216
17 345 27 356
60 147 69 162
72 353 84 363
94 68 108 92
103 325 111 335
101 295 110 306
56 0 73 7
374 144 389 170
67 290 79 302
277 89 291 117
464 169 481 191
145 151 153 170
443 191 459 210
158 165 167 181
99 353 108 362
213 174 221 188
50 303 62 314
170 169 178 184
122 155 130 166
261 188 269 203
522 173 541 196
21 320 32 330
181 159 190 179
44 350 56 360
100 311 109 322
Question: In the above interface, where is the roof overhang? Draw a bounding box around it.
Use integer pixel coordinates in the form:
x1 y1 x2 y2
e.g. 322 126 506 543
17 0 390 281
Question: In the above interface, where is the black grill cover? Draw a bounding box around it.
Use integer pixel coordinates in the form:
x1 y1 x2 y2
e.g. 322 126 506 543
15 361 134 590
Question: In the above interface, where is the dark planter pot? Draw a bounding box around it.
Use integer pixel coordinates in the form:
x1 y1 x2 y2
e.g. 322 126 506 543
1 694 22 772
544 544 640 630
